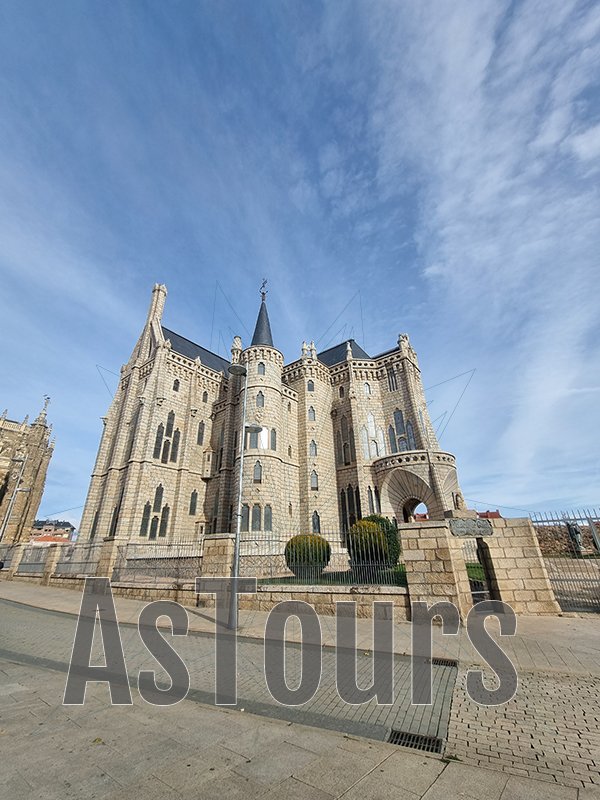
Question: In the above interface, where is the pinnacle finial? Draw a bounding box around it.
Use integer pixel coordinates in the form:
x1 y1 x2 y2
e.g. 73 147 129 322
260 278 268 302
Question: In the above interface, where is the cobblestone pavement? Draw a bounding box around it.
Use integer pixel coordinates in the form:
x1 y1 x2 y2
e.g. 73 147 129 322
0 600 456 745
446 667 600 790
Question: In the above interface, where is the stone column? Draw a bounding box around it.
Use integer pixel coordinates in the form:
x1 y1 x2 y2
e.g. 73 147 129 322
41 543 65 586
95 536 123 579
196 533 235 608
400 521 473 621
485 518 560 615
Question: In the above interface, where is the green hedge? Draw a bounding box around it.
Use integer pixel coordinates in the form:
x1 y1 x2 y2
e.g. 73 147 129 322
347 516 400 569
285 534 331 580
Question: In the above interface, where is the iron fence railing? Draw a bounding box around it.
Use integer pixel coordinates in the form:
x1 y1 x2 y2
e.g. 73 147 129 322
16 545 50 574
54 542 103 576
239 528 406 587
531 509 600 613
111 540 203 585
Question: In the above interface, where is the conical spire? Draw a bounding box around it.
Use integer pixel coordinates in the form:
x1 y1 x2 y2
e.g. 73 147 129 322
251 280 274 347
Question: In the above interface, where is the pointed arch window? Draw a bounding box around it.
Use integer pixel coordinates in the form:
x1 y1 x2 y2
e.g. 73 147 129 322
161 440 170 464
173 379 180 392
140 502 151 536
341 416 349 440
253 461 262 483
251 504 261 531
340 491 348 532
256 391 265 408
149 516 159 539
364 382 371 396
394 409 405 436
374 487 381 514
343 442 350 465
257 362 265 375
309 440 317 457
339 386 344 398
241 504 249 532
336 432 343 466
387 367 398 392
307 379 314 392
308 406 316 421
349 429 356 462
310 470 319 490
189 490 198 516
264 505 272 532
153 484 164 513
166 411 175 438
355 487 362 519
197 421 205 445
270 428 277 450
312 511 321 533
170 429 180 462
159 505 170 537
153 424 164 459
368 486 374 514
288 445 292 458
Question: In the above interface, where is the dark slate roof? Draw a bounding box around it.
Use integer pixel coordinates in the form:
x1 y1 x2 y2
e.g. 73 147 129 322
317 339 371 367
251 300 274 347
162 327 230 374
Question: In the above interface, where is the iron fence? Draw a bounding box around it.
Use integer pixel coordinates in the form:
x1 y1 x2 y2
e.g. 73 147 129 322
461 537 492 604
16 545 49 575
238 527 406 587
111 540 203 585
531 509 600 613
54 541 103 576
0 543 17 570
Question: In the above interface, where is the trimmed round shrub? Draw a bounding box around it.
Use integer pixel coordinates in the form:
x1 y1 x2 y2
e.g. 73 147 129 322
361 514 401 565
285 534 331 581
347 521 389 570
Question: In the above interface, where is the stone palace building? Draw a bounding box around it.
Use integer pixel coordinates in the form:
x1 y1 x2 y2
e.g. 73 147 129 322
79 284 465 542
0 399 54 544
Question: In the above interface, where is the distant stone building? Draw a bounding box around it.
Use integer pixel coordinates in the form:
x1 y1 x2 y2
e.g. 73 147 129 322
79 284 464 543
31 520 75 540
0 400 54 544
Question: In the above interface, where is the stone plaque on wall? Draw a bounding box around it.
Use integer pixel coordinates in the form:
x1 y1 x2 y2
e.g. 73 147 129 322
448 518 493 537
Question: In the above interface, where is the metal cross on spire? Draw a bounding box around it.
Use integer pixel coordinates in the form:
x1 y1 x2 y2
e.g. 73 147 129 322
260 278 268 301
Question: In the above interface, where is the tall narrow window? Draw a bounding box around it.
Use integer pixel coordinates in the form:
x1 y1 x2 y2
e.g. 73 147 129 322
253 461 262 483
161 440 170 464
407 421 416 450
166 411 175 438
374 487 381 514
241 504 249 532
311 470 318 490
170 429 180 462
312 510 321 533
355 487 362 519
153 424 164 459
270 428 277 450
343 442 350 465
336 432 343 465
264 505 272 532
197 421 205 445
349 429 356 462
257 362 265 375
149 516 159 539
307 380 314 392
339 386 345 398
394 409 405 436
153 484 164 513
288 445 292 458
308 406 316 421
159 505 170 537
340 491 348 532
256 391 264 408
249 429 259 448
309 440 317 457
388 425 397 453
140 502 151 536
202 391 208 403
368 486 374 514
90 509 99 540
387 367 398 392
364 382 371 396
251 504 261 531
189 490 198 516
341 416 349 440
173 379 180 392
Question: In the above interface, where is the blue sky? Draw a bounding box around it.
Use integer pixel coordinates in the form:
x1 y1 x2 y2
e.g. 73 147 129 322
1 0 599 525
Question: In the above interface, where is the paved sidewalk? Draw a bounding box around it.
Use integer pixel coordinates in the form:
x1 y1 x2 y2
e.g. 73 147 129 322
1 579 599 790
1 579 599 674
2 654 599 800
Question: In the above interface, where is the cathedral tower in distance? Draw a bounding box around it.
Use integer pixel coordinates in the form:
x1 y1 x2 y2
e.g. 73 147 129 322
79 284 464 543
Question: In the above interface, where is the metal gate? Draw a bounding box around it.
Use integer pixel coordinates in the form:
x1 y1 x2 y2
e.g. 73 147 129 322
531 510 600 613
462 537 494 604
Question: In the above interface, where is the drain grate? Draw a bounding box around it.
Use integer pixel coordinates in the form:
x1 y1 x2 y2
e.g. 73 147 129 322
430 656 458 668
387 730 444 753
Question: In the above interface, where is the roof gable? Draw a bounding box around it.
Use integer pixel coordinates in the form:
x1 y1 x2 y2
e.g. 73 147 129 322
161 327 230 374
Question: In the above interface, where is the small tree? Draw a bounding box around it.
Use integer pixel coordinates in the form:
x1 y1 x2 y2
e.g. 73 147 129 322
361 514 401 565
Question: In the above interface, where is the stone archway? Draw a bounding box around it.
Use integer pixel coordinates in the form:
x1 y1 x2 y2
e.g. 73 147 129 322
378 468 445 522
